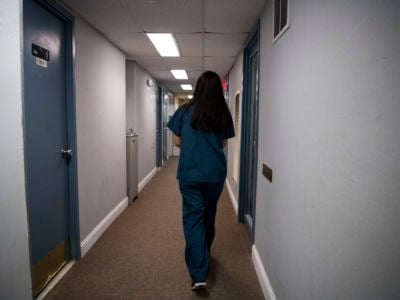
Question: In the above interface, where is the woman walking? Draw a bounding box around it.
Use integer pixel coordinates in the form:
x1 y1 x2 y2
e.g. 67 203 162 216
167 71 235 290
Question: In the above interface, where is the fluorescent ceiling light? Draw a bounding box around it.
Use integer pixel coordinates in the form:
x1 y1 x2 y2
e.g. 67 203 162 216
147 33 180 57
181 84 193 91
171 69 188 80
187 95 193 99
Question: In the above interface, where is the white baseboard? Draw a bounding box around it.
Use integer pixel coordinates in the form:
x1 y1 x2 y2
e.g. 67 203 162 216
252 244 277 300
138 167 157 193
36 261 75 300
225 179 238 215
80 197 128 257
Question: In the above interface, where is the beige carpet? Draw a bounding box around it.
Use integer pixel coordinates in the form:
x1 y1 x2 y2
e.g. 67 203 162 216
46 157 264 299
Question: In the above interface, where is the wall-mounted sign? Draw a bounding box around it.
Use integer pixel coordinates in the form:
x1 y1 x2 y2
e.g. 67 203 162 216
32 43 49 68
32 43 49 61
35 57 48 68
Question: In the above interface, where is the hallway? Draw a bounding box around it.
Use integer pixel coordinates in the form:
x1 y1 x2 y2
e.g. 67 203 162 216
46 157 264 299
2 1 400 299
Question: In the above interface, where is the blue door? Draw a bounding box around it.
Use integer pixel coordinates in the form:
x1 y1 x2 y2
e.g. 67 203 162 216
162 91 169 163
239 25 260 241
156 87 163 167
156 86 169 166
23 0 73 295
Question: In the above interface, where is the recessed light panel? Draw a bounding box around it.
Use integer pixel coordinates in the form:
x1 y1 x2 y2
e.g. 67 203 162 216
146 33 180 57
171 69 188 80
181 84 193 91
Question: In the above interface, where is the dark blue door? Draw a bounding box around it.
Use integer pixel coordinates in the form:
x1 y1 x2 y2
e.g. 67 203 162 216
24 0 71 295
156 87 162 167
245 48 259 231
162 92 169 163
239 25 260 241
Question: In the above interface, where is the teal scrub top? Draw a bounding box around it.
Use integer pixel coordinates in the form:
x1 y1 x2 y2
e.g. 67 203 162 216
167 105 235 183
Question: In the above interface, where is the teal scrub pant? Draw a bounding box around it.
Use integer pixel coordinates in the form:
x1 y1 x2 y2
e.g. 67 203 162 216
179 180 225 282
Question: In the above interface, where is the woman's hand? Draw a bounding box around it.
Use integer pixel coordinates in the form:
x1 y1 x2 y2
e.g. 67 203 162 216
174 135 181 148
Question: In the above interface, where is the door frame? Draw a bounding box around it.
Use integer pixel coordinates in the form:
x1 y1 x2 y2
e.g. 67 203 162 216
156 86 163 167
23 0 81 261
238 22 260 242
162 91 169 163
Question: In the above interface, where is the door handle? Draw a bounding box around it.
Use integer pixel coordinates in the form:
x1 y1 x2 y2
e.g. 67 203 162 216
60 148 73 159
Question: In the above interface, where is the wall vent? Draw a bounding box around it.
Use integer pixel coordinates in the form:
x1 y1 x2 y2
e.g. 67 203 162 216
273 0 290 42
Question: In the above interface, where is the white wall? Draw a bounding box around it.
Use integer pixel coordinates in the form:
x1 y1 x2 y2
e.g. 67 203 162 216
226 53 243 208
0 1 32 299
126 61 135 132
74 18 127 241
255 1 400 299
126 61 157 182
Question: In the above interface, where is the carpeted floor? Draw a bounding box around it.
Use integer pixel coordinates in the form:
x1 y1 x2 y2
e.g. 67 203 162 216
46 157 264 299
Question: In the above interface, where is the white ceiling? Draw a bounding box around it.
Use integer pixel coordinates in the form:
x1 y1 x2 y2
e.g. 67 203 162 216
61 0 267 94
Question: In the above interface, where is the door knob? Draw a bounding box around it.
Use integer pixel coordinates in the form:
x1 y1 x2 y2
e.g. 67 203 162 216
60 148 73 159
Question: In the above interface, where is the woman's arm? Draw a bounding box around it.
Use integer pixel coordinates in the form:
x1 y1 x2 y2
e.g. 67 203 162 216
222 139 227 147
174 135 181 148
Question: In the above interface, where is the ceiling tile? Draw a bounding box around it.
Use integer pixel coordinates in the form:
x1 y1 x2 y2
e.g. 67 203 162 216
205 0 266 32
107 33 158 56
149 70 175 81
163 57 203 70
204 57 236 72
132 56 169 71
63 0 143 33
204 33 248 56
121 0 203 32
163 82 194 93
175 34 203 57
187 70 204 81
